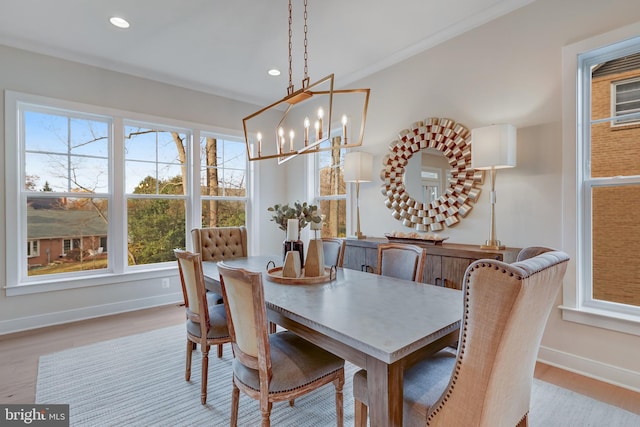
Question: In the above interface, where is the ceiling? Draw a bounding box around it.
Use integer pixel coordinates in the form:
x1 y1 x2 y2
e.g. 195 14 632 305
0 0 534 106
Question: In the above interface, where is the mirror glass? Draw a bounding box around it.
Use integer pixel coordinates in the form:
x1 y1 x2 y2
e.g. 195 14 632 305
380 117 484 232
404 149 452 205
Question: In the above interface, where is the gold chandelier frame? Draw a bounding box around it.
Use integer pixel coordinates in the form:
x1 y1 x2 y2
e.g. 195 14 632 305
242 0 370 164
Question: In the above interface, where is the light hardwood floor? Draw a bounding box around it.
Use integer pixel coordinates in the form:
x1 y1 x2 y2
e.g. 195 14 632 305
1 304 639 416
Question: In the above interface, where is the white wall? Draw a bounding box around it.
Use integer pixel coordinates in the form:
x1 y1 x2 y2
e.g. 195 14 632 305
2 0 640 391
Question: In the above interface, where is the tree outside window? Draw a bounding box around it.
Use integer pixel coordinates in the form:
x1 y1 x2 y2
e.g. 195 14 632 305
315 137 346 237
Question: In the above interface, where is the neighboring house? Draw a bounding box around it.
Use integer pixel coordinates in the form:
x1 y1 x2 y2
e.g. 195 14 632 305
591 52 640 176
590 53 640 307
26 206 108 268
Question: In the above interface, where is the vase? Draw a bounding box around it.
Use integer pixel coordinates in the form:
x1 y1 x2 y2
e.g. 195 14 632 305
283 239 304 268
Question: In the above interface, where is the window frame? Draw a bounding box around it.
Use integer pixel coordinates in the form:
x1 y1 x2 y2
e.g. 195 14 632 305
561 27 640 336
308 141 350 238
197 131 249 229
4 91 248 296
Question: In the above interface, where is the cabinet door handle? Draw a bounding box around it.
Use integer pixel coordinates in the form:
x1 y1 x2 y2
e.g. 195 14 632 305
361 264 374 273
434 277 442 286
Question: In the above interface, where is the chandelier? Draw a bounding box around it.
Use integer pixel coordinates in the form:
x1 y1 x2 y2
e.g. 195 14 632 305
242 0 370 164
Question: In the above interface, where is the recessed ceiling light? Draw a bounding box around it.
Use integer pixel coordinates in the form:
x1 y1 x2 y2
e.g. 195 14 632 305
109 16 130 29
268 69 281 76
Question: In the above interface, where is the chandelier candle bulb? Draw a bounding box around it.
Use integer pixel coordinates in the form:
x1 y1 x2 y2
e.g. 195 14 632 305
278 127 285 154
342 114 348 144
317 107 324 140
289 130 295 152
304 117 310 146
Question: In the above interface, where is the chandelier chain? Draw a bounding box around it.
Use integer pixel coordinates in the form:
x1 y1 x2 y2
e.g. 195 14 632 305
287 0 293 92
303 0 308 80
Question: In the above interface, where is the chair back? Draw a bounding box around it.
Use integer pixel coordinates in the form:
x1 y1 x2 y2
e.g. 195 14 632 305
427 248 569 427
191 226 248 262
322 238 345 267
377 243 426 282
218 263 270 374
175 250 209 336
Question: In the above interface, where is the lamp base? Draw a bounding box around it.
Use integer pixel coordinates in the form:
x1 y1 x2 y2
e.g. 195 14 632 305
354 231 367 240
480 240 505 250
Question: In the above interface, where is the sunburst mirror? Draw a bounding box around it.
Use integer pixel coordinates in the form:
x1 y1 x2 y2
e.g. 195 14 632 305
380 117 484 231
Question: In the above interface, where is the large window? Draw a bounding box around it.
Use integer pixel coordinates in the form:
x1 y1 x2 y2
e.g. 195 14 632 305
199 133 247 228
313 137 347 237
5 92 247 293
566 35 640 333
125 122 189 266
22 107 110 277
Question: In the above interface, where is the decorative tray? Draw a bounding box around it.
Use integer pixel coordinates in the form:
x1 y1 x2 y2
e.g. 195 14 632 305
265 265 336 285
384 233 449 246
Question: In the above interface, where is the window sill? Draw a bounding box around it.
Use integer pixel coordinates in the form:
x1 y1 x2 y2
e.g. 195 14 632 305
559 305 640 337
4 266 177 296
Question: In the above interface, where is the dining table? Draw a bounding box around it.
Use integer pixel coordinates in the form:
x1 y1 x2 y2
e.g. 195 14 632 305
202 255 463 427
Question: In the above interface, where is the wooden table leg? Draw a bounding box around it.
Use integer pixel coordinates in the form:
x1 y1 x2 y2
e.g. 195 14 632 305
366 356 403 427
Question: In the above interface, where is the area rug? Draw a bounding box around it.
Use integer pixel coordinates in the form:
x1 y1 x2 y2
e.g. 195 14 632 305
36 325 640 426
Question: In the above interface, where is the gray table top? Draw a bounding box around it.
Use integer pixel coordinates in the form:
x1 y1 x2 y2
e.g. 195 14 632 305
203 255 463 364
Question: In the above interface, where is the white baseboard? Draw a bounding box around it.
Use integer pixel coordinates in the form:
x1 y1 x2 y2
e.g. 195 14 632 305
538 345 640 393
0 293 183 335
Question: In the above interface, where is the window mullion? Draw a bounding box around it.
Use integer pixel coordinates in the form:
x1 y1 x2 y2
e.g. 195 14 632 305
112 116 126 274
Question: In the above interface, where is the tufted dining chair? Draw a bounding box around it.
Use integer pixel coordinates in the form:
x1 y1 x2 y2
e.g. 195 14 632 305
352 247 570 426
191 226 248 326
322 238 345 268
191 226 248 262
377 242 426 282
218 262 345 427
175 250 232 405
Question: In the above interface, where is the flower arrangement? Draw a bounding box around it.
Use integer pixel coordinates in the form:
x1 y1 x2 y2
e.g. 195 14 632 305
267 201 322 232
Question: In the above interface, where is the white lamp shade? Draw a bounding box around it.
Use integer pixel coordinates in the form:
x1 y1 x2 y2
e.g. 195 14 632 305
344 151 373 182
471 124 517 170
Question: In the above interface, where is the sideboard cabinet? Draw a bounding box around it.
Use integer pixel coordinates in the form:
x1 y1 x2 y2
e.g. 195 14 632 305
342 237 520 290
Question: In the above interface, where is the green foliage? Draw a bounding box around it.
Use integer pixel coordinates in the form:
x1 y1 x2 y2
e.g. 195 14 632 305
128 175 186 265
267 201 321 232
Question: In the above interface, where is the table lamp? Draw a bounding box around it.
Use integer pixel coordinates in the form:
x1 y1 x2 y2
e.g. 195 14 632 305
471 124 517 250
344 151 373 239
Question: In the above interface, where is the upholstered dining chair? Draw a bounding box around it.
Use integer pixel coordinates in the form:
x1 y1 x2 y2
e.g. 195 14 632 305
217 262 345 427
191 226 248 262
175 250 232 405
377 242 426 282
352 247 570 427
191 225 248 315
322 237 345 268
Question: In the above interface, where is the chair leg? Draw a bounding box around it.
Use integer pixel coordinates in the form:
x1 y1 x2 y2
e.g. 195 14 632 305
200 343 209 405
260 401 272 427
354 399 368 427
334 373 345 427
217 343 223 358
231 381 240 427
185 339 193 381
